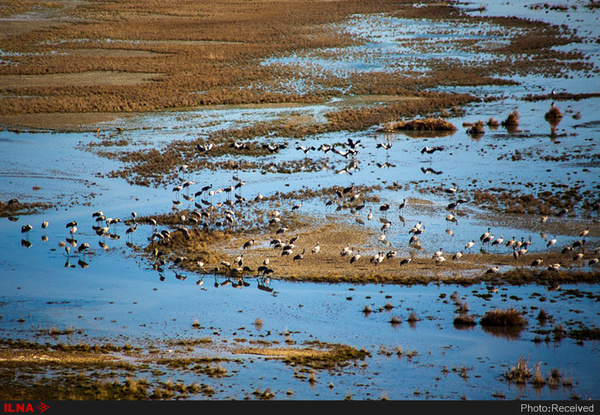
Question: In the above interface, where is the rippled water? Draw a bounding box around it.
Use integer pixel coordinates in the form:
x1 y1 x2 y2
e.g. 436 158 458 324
1 0 599 400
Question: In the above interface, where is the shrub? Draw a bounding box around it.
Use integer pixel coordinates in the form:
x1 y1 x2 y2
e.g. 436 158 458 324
379 117 457 132
501 110 520 126
467 120 485 135
453 314 477 326
480 308 527 327
545 104 563 120
504 356 533 383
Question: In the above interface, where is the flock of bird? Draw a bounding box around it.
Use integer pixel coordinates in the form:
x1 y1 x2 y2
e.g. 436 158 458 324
13 127 600 291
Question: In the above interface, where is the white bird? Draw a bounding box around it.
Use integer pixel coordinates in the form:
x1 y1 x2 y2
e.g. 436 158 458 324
480 228 491 242
312 242 321 254
421 146 444 155
371 252 384 265
548 263 561 271
465 240 475 252
491 236 504 248
505 237 516 249
445 214 458 225
197 143 214 153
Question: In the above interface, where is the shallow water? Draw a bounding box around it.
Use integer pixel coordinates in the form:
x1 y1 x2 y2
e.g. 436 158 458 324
1 0 600 401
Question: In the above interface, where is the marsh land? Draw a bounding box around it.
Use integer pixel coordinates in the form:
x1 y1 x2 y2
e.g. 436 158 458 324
0 0 599 401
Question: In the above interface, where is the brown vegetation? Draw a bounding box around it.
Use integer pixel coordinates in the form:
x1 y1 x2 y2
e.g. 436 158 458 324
480 308 527 327
0 0 472 124
501 110 520 127
545 104 563 120
0 0 590 130
0 198 53 218
453 313 477 326
378 117 457 133
466 120 485 135
235 341 370 370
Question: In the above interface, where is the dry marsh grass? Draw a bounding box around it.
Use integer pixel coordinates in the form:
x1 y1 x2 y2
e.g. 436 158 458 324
545 104 563 120
480 308 528 327
378 117 457 133
234 342 370 370
0 0 420 119
0 0 589 130
0 199 53 217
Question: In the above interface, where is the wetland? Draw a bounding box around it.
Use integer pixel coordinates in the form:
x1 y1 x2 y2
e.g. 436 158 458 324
0 0 599 401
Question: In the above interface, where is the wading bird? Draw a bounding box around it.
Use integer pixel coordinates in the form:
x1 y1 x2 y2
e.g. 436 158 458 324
465 240 475 252
312 242 320 254
21 224 33 236
421 146 444 155
293 249 305 261
379 203 391 212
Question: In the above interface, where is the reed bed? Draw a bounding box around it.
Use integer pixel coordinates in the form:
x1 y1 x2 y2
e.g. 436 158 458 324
0 0 587 129
378 117 457 133
480 308 528 327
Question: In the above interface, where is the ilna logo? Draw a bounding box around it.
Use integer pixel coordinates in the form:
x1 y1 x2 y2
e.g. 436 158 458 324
3 403 49 413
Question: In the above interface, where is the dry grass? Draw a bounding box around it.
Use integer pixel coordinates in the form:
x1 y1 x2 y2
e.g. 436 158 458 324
0 0 438 121
378 117 457 132
504 356 534 383
453 314 477 326
480 308 528 327
501 110 520 127
1 0 585 130
466 120 485 135
545 104 563 120
233 342 369 370
0 72 162 88
0 199 53 217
